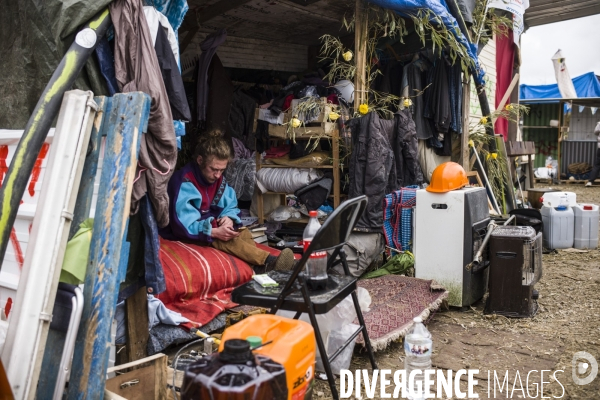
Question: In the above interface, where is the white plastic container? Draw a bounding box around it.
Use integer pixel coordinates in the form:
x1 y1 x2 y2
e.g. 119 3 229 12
573 204 599 249
404 317 432 400
541 205 574 249
540 191 577 208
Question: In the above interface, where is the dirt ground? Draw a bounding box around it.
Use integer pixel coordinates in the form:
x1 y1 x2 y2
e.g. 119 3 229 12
313 183 600 399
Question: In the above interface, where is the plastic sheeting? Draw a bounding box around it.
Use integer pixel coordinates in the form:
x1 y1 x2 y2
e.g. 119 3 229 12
367 0 485 86
520 72 600 100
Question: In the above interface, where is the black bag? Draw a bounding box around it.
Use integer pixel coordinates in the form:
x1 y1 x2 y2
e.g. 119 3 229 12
289 140 314 159
294 175 332 211
509 209 543 234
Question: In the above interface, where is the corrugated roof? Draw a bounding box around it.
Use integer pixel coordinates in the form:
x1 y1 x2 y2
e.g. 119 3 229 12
525 0 600 27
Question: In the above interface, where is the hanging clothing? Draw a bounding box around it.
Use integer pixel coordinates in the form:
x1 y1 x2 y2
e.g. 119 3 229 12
228 88 257 150
204 54 234 135
94 36 119 96
447 61 463 134
393 109 424 188
423 59 451 134
196 29 227 124
143 6 180 63
402 58 434 140
155 25 191 121
110 0 177 228
348 112 396 232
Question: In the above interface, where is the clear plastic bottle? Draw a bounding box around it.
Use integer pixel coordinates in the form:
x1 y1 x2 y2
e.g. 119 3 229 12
303 211 328 290
404 317 433 400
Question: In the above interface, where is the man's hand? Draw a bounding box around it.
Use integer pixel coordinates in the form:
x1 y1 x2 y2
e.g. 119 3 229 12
211 225 239 242
217 217 234 229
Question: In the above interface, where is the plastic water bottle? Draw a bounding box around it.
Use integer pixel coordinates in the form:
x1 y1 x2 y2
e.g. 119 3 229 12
404 317 433 400
303 211 328 290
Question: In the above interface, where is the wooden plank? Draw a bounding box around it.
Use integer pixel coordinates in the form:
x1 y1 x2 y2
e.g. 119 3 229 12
492 73 520 123
256 152 265 224
107 353 166 374
154 356 167 400
35 97 109 399
126 285 150 364
105 366 156 400
67 92 150 399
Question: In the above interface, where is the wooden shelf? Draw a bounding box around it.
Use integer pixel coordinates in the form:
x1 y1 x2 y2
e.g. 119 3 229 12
255 121 341 223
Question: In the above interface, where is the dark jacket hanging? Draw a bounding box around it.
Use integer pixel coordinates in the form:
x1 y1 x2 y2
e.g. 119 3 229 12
155 25 191 122
348 112 396 232
393 109 424 188
196 29 227 124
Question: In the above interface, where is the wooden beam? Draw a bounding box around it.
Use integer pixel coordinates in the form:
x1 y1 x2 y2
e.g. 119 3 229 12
67 92 150 399
354 0 368 110
126 285 150 364
461 77 471 170
179 0 253 53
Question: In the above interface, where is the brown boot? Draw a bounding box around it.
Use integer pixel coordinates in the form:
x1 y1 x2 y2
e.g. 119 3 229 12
265 248 295 271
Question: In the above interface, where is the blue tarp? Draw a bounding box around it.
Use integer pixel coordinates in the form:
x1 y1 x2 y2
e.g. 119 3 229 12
367 0 485 86
520 72 600 100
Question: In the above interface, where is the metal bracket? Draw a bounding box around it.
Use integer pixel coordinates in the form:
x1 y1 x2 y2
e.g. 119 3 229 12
61 210 74 221
39 312 52 322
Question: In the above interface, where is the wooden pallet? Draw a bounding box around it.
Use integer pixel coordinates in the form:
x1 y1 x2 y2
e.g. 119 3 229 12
534 178 552 184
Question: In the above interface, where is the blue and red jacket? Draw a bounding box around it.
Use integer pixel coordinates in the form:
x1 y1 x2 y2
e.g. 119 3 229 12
159 162 241 243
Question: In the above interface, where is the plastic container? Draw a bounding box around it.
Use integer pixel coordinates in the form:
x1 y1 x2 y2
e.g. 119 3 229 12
303 211 328 290
181 339 288 400
404 317 433 400
540 191 576 208
541 204 574 249
220 314 316 400
573 204 599 249
327 323 359 375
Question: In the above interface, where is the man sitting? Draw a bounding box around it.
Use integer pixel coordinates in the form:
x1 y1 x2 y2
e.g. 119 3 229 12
160 131 294 272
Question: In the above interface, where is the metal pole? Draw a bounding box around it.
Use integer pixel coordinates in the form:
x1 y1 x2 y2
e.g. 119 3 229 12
0 9 111 267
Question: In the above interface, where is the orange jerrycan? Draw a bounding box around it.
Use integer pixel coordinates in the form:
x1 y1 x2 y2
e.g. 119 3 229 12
220 314 316 400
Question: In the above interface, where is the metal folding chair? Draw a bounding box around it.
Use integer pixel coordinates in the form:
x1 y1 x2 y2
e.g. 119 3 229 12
231 195 378 399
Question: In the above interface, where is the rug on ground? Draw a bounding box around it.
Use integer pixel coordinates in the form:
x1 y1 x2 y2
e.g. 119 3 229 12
356 275 448 351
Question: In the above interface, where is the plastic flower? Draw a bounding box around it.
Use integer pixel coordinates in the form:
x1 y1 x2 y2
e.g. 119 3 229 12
359 103 369 115
403 98 413 107
491 153 498 159
342 50 353 62
480 116 488 124
328 111 340 121
505 104 514 111
291 117 301 128
468 140 475 148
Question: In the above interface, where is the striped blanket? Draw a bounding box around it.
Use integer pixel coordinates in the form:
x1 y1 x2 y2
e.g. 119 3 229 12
383 186 418 252
156 239 257 329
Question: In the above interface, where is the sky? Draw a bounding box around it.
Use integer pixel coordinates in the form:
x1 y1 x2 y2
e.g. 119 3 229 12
520 13 600 85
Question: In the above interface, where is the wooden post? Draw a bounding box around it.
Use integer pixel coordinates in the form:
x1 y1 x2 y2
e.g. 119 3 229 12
67 92 150 399
35 96 109 399
333 128 341 208
557 101 563 179
461 76 471 170
126 286 150 363
354 0 368 110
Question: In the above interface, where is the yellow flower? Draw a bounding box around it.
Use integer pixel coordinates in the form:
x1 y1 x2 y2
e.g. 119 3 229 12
505 104 514 111
328 111 340 121
291 117 301 128
342 50 353 62
468 140 475 148
480 116 488 125
403 98 413 107
486 153 490 160
491 152 498 159
359 103 369 115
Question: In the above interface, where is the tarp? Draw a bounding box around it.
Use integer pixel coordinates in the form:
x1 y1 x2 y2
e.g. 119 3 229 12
367 0 485 86
0 0 188 130
0 0 112 129
520 72 600 100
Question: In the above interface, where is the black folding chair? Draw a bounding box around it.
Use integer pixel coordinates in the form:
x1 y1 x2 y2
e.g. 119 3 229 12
231 195 378 399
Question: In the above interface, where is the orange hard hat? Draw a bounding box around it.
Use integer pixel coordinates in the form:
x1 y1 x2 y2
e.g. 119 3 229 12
426 162 469 193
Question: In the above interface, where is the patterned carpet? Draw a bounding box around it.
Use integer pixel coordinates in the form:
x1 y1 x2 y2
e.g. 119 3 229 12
356 275 448 351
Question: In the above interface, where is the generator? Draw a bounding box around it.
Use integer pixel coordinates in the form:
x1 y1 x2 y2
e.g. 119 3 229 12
414 187 490 307
485 226 542 317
